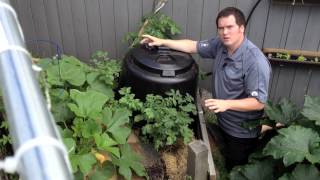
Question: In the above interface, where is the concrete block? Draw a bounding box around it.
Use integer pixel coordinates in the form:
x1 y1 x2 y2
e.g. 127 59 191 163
186 140 208 180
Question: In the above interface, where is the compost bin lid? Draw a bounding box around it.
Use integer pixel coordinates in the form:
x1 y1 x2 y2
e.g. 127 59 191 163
129 45 194 77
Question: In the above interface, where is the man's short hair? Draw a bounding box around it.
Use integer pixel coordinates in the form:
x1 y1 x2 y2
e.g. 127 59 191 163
216 7 246 28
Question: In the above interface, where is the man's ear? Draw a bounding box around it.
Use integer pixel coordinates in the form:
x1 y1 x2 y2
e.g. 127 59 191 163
240 25 245 33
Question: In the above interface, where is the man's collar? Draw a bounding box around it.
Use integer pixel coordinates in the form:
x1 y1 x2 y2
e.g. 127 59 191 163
222 37 248 61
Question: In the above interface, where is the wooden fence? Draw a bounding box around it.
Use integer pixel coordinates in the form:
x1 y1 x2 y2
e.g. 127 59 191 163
10 0 320 106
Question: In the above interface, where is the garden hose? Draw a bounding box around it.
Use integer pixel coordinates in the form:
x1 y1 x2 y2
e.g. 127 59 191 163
25 39 63 59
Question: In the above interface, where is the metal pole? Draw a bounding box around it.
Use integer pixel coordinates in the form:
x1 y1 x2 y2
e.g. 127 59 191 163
0 0 73 179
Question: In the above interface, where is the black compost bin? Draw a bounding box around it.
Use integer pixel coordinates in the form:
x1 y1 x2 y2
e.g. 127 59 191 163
121 45 198 99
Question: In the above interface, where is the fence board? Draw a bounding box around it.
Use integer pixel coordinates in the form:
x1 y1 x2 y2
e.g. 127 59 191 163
14 0 38 52
285 6 310 49
219 0 236 10
272 64 296 102
172 0 188 38
161 0 172 17
269 64 281 101
128 0 143 32
114 0 129 59
30 0 52 56
302 7 320 51
307 68 320 97
43 0 63 57
99 0 117 58
56 0 77 55
290 67 312 106
247 0 270 48
201 0 219 39
236 0 253 36
85 0 103 57
279 6 293 49
70 0 90 60
142 0 153 16
263 5 287 48
186 0 203 40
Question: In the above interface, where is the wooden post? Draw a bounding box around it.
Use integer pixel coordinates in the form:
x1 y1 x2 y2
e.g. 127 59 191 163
187 140 209 180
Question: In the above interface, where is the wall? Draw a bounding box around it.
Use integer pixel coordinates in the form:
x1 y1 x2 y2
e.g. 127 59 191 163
10 0 320 105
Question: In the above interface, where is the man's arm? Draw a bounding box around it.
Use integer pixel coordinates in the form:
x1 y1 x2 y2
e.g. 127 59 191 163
140 34 197 53
204 97 264 113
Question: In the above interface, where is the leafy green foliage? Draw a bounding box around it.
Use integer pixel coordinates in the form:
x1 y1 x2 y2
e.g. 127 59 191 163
297 55 306 62
302 96 320 126
278 164 320 180
59 56 88 86
138 90 196 150
276 52 291 60
118 87 143 111
37 53 146 180
49 88 74 122
0 98 11 146
263 125 320 166
68 89 109 119
112 144 147 180
88 163 115 180
264 99 301 125
229 159 275 180
101 107 132 144
125 12 181 47
232 95 320 179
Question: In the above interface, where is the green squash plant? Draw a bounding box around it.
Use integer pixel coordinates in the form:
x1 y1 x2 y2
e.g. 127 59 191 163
37 51 146 180
230 97 320 180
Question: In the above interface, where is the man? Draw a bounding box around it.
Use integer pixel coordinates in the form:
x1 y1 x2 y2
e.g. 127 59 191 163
140 7 271 170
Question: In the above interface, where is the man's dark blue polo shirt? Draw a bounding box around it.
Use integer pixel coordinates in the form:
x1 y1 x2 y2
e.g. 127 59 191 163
197 37 271 138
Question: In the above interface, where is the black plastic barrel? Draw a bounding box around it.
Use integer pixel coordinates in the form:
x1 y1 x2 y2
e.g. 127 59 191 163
121 45 198 99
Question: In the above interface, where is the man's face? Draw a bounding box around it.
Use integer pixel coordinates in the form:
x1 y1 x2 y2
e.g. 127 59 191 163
217 15 244 49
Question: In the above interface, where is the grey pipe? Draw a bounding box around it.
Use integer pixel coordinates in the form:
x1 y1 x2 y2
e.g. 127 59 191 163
0 0 73 179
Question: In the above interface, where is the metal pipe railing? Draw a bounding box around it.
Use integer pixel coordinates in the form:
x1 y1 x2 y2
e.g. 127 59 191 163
0 0 73 179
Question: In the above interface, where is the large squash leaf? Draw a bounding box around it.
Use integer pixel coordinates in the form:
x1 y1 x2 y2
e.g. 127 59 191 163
50 88 74 122
112 144 146 180
94 133 120 158
263 125 320 166
60 56 86 86
88 162 115 180
82 119 102 138
70 153 97 175
278 164 320 180
46 64 64 86
229 159 275 180
87 79 114 98
63 137 76 154
302 96 320 126
68 90 109 119
101 108 131 144
265 99 300 125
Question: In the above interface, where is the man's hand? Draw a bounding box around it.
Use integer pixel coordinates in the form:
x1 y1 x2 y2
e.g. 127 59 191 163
140 34 164 47
204 99 229 113
140 34 198 53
